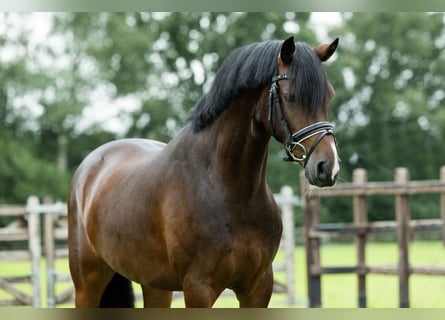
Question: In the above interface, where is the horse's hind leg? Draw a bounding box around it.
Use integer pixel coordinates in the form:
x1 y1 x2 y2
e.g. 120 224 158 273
142 285 172 307
69 218 115 307
70 245 115 307
70 243 134 307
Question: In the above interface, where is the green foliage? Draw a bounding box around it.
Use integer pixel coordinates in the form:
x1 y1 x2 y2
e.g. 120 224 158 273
321 13 445 222
0 132 69 203
331 13 445 180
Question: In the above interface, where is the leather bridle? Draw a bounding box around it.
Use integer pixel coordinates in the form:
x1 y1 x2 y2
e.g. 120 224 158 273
268 73 336 167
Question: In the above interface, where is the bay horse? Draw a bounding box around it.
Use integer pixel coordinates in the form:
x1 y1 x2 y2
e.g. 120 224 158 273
68 36 340 308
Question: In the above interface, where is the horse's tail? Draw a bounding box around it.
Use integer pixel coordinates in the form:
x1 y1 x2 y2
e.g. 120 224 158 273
100 273 135 307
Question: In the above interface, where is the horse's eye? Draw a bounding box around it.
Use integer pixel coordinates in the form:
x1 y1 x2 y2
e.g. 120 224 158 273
283 93 294 103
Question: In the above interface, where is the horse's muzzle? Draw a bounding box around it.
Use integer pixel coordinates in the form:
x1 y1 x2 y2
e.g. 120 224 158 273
306 157 340 187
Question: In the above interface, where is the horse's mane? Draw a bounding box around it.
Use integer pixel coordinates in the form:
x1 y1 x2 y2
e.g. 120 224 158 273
189 39 330 132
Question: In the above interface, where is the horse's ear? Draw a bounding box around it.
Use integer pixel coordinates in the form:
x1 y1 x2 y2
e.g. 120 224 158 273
280 36 295 65
313 37 339 62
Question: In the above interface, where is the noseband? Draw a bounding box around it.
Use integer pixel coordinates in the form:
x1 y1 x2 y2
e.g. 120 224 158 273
268 73 336 167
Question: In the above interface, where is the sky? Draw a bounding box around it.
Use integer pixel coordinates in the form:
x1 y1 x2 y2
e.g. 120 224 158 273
309 12 343 42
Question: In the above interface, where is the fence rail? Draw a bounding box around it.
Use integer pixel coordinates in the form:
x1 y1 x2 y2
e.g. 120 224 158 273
301 166 445 308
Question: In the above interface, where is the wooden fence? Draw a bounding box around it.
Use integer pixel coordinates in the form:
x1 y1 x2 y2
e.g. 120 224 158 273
301 166 445 308
0 187 297 307
0 196 41 307
36 198 73 307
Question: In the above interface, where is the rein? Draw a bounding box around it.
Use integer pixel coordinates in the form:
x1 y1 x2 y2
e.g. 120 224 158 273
268 74 336 167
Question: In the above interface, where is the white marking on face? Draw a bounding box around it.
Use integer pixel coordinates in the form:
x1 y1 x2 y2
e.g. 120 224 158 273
331 140 340 181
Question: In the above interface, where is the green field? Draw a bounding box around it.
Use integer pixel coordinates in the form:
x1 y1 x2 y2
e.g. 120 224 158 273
1 240 445 308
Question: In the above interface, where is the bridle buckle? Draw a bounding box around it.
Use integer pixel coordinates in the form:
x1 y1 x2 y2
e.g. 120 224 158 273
286 142 307 162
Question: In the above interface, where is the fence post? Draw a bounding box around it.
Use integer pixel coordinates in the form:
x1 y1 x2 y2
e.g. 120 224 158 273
301 171 321 307
44 196 56 308
280 185 295 305
26 196 41 308
353 168 367 308
440 166 445 246
395 167 410 308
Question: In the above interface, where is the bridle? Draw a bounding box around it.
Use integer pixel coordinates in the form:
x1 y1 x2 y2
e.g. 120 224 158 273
268 73 336 167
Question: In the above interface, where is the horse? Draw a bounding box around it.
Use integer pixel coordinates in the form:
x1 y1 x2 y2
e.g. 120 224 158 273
67 36 340 308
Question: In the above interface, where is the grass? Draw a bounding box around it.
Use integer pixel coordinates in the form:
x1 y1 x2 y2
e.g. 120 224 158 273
312 240 445 308
1 240 445 308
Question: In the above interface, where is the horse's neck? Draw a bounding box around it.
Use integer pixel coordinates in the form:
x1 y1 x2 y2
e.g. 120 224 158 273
202 94 271 196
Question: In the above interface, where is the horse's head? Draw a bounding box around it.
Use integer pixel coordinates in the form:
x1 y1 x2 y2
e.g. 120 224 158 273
267 36 340 187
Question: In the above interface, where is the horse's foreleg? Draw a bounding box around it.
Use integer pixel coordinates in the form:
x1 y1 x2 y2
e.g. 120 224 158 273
142 285 172 307
235 267 274 308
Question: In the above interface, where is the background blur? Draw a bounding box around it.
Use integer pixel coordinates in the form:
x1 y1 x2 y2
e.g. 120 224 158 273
1 12 444 225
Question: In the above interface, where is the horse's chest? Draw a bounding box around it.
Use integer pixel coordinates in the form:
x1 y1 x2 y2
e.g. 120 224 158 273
233 208 282 247
228 215 282 265
232 223 281 255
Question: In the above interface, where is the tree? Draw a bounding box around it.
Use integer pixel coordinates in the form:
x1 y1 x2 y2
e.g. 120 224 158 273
0 13 71 204
331 13 445 180
321 12 445 222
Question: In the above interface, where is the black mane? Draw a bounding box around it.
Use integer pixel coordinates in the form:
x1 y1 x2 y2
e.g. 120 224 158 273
189 39 330 132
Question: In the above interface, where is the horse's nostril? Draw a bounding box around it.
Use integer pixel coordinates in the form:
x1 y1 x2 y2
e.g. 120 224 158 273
317 161 330 183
